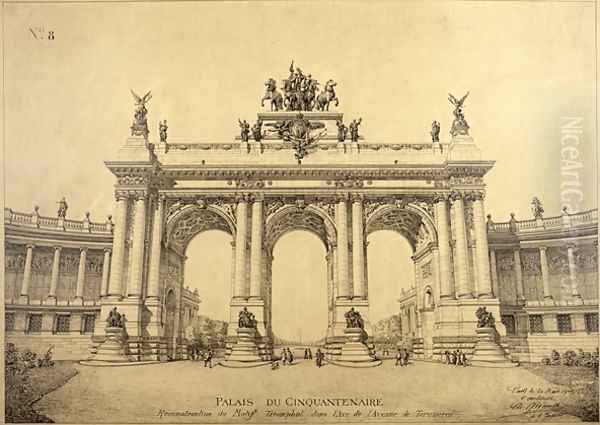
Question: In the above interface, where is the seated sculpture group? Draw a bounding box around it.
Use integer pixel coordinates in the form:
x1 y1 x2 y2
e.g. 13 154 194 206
344 308 364 329
238 307 257 329
475 307 495 328
106 307 124 328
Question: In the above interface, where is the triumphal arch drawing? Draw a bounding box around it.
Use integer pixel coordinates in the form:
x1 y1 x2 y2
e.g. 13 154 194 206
92 65 504 366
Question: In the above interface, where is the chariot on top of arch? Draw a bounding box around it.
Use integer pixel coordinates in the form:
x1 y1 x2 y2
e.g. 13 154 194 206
261 61 339 113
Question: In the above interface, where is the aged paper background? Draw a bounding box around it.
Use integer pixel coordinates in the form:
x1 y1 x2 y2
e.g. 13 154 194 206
2 0 597 424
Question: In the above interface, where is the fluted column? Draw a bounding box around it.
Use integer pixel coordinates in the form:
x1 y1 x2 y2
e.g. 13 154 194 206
539 246 552 300
449 192 471 298
336 196 351 299
100 248 111 297
351 196 365 299
513 248 525 302
230 241 236 298
249 196 263 299
46 246 61 303
74 247 87 303
489 249 499 297
19 244 34 303
146 197 164 299
234 196 248 298
566 243 580 298
471 192 493 298
435 195 453 299
108 194 129 298
127 194 147 298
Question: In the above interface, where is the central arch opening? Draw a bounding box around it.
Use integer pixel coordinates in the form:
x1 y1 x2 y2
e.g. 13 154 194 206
271 230 328 345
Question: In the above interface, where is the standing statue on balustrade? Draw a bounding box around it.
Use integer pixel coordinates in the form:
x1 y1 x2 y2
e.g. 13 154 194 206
57 197 68 218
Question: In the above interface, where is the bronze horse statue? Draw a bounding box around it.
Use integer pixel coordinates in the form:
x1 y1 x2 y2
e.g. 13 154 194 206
261 78 284 111
316 79 339 111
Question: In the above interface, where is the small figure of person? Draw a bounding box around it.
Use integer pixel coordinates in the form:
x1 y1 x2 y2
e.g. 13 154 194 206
444 350 450 364
287 348 294 364
315 349 324 368
271 361 279 370
308 348 313 360
396 348 404 367
204 348 213 368
460 350 468 367
403 348 410 366
304 348 309 360
281 349 287 366
456 350 463 366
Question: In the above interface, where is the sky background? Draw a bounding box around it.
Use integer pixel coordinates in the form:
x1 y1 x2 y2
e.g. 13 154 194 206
3 1 596 341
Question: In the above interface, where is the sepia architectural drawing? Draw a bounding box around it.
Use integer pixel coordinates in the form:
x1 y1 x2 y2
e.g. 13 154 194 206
3 2 597 423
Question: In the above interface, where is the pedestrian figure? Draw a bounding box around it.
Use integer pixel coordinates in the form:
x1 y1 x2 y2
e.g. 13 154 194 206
204 349 213 368
281 349 287 365
315 349 324 367
395 348 404 366
287 348 294 364
403 348 410 366
308 348 313 360
460 351 468 367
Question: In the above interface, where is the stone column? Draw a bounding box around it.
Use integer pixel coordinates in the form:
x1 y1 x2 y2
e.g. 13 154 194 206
100 248 111 297
351 196 365 299
513 248 525 302
336 196 351 299
46 246 61 304
539 246 552 300
19 244 34 304
326 251 334 326
74 247 87 304
489 249 499 298
107 194 129 298
449 192 471 298
435 195 453 299
234 196 248 298
566 243 580 298
230 241 236 298
127 194 147 298
146 197 164 299
471 192 493 298
249 196 263 299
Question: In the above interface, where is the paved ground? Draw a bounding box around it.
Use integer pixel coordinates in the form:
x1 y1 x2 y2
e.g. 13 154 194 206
35 359 582 423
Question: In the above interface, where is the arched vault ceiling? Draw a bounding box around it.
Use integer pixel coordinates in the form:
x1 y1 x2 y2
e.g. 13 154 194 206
168 208 232 250
366 208 423 248
266 208 328 253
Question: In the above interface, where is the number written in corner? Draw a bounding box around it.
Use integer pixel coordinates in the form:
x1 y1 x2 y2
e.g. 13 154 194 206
29 27 54 41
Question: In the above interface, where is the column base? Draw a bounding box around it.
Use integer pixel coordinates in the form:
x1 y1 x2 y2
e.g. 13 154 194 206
18 295 29 305
88 326 132 364
222 328 271 367
457 293 474 299
71 297 84 306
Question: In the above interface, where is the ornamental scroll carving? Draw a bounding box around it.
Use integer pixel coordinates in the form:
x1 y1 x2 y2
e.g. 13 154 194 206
169 208 233 249
266 209 330 251
421 261 432 279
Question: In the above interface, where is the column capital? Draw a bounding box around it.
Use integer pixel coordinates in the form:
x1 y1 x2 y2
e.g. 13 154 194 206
114 191 130 201
538 245 548 252
53 245 62 252
235 193 250 203
335 192 350 202
566 242 578 250
513 247 521 255
433 192 449 203
103 247 112 254
132 191 148 201
79 247 88 253
250 193 265 203
25 243 35 250
350 193 364 203
466 190 485 202
449 190 463 203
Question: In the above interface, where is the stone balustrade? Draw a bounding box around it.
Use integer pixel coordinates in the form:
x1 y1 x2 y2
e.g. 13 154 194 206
4 208 114 234
488 209 597 233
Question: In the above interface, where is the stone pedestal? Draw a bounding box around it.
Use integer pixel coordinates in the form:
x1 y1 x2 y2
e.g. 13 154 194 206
89 327 130 363
470 327 517 368
221 328 270 368
330 328 381 368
